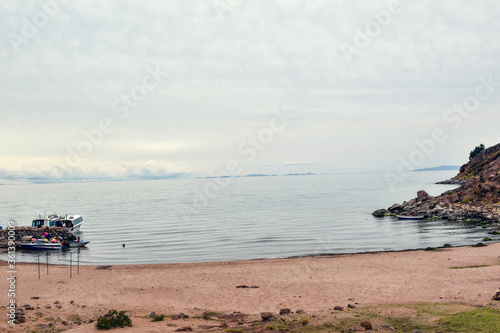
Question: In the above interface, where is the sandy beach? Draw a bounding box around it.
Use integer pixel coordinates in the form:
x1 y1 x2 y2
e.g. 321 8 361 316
1 243 500 332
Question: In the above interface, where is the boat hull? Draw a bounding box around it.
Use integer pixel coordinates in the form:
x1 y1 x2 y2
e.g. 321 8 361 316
21 243 62 250
68 240 90 247
397 215 424 220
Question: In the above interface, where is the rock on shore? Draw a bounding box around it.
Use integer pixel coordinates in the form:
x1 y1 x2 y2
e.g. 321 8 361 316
0 227 74 248
374 143 500 225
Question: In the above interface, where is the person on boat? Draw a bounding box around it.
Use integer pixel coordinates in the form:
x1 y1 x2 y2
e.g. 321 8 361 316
43 232 50 239
77 236 80 242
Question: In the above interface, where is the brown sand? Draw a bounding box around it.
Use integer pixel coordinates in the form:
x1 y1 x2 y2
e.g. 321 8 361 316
1 243 500 332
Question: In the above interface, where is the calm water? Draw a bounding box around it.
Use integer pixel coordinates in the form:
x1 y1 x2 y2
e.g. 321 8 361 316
0 171 496 265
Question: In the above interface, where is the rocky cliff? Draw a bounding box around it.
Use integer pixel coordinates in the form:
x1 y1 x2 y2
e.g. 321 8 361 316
374 143 500 226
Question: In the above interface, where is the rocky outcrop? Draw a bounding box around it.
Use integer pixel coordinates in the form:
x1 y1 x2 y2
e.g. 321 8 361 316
374 143 500 225
0 227 74 248
456 143 500 180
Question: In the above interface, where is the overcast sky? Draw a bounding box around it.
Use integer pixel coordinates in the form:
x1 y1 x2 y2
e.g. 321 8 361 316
1 0 499 183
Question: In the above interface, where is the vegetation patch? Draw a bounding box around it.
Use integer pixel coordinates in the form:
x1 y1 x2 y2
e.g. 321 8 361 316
95 309 132 330
265 319 293 331
439 307 500 332
451 265 490 269
67 314 82 322
203 311 222 320
257 303 500 333
151 314 165 322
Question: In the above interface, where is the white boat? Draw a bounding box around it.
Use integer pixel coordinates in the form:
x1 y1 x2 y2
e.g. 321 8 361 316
32 213 84 232
21 239 63 250
32 213 59 228
397 215 424 220
68 240 90 248
55 215 84 232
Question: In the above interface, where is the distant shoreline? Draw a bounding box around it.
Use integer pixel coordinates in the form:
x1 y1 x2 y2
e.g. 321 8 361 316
413 165 460 172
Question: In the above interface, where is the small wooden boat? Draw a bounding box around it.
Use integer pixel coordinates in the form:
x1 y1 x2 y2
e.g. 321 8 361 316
397 215 424 220
68 240 90 248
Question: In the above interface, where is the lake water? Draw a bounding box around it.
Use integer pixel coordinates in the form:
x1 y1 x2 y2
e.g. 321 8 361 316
0 171 495 265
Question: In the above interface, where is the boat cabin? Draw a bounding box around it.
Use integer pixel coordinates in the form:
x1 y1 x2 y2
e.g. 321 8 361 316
32 219 46 228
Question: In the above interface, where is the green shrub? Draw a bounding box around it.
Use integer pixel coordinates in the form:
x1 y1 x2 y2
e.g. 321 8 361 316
469 144 485 161
300 317 309 325
151 314 165 322
443 243 452 247
462 196 471 204
95 309 132 330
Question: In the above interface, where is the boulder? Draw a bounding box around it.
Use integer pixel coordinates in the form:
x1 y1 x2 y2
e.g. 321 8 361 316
372 209 389 217
389 203 402 212
15 309 25 323
448 193 460 203
279 308 291 315
417 190 429 201
261 312 273 321
361 320 373 330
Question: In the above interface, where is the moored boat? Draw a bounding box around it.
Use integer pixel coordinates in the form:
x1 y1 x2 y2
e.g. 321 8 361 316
397 215 424 220
32 213 84 232
21 239 63 250
68 240 90 248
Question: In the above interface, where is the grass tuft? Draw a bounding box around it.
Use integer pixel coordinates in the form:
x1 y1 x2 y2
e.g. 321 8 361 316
439 307 500 332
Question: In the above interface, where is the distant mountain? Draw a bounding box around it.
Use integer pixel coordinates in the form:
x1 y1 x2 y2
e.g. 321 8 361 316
413 165 460 172
285 172 316 176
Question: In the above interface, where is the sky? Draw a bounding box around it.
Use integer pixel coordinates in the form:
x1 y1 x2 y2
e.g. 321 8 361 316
1 0 500 184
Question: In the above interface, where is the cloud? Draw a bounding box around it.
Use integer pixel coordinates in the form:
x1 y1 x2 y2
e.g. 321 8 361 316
259 161 315 167
1 0 499 179
0 160 191 184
